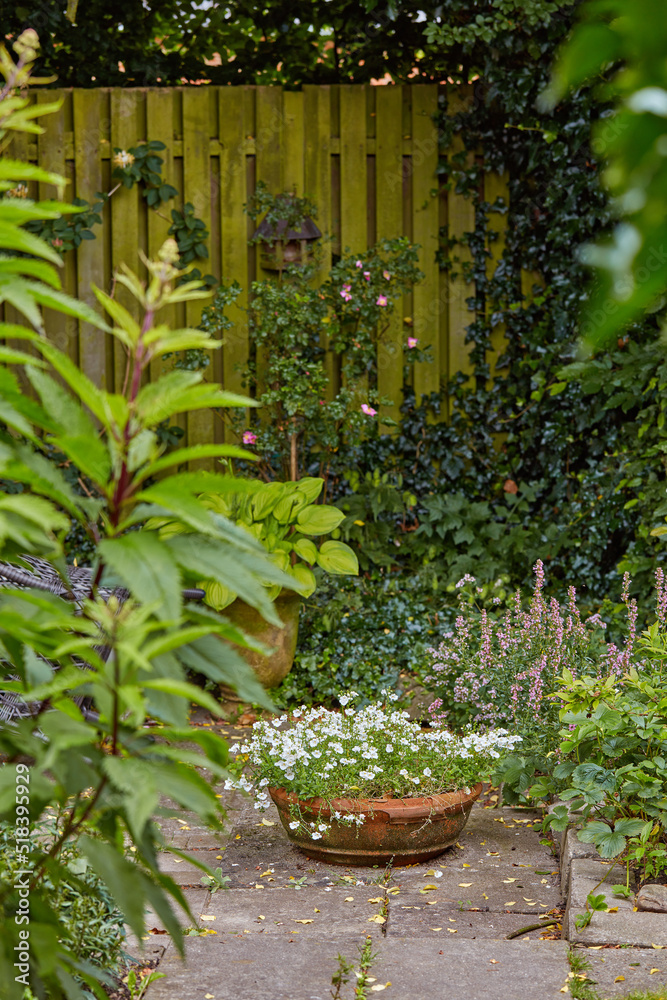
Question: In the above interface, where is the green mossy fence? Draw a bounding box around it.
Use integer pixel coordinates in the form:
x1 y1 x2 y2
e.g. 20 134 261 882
6 85 511 445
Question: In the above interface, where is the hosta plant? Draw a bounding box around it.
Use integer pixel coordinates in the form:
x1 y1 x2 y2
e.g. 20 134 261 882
197 478 359 608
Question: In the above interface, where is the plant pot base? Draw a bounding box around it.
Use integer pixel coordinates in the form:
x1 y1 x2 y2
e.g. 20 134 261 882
270 783 482 867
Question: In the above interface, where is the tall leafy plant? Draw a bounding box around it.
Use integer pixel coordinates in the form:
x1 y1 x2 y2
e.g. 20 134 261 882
0 34 298 998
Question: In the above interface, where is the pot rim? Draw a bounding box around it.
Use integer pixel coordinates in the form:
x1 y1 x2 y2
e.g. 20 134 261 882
269 782 482 821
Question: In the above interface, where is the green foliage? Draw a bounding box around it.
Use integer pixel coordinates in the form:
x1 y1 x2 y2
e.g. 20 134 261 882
24 196 103 253
541 0 667 345
168 202 216 286
111 141 178 208
0 48 292 998
188 478 358 608
276 574 454 709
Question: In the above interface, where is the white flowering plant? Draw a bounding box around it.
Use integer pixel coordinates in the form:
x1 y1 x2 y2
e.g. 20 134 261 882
226 692 521 840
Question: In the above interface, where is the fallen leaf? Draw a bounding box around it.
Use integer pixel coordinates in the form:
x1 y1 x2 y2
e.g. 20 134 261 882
430 927 442 931
369 984 390 992
420 885 438 892
216 855 223 860
368 896 385 904
614 976 625 983
259 870 274 877
201 915 216 922
480 841 486 846
294 919 314 924
235 835 241 840
173 859 184 864
486 852 500 857
489 959 499 964
448 928 458 934
560 987 569 994
652 944 665 949
448 918 456 923
260 819 275 827
541 879 548 885
368 914 386 924
458 883 473 888
482 893 489 900
462 863 471 868
425 901 437 905
314 908 320 913
344 897 354 902
607 907 618 913
257 915 265 921
205 994 215 998
424 869 437 876
650 969 661 975
503 879 517 883
504 902 516 907
387 887 400 895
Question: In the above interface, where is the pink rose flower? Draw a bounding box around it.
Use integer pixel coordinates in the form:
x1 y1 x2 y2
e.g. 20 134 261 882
242 430 258 445
407 337 418 349
340 283 352 302
363 271 371 281
355 260 363 268
383 270 391 280
376 295 387 307
361 403 377 416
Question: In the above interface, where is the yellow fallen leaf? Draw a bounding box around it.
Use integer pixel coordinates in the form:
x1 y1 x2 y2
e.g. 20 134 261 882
259 870 274 877
541 879 548 885
458 883 473 888
560 987 569 994
449 918 457 923
650 969 661 975
201 915 216 921
480 841 486 846
505 902 516 907
260 819 275 826
430 927 442 931
425 901 437 905
482 894 489 900
614 976 625 983
344 897 354 902
424 869 437 876
205 994 215 998
235 834 241 840
633 907 639 912
420 885 438 892
387 887 400 895
368 897 385 904
503 879 517 883
216 855 223 860
652 944 665 949
368 914 386 924
314 908 320 913
489 959 499 964
294 919 313 924
486 852 500 857
462 863 471 868
448 928 458 933
254 884 265 889
173 859 184 864
369 984 390 992
608 907 618 913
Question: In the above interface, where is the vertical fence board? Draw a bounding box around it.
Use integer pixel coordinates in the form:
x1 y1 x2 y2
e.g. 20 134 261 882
110 90 142 394
146 90 177 385
219 87 250 439
484 169 509 379
72 90 106 389
304 85 335 397
36 91 76 362
283 91 304 195
182 88 214 457
446 86 475 397
411 85 441 404
376 86 404 430
339 86 368 254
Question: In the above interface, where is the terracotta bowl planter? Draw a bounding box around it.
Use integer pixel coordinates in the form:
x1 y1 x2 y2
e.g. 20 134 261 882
269 783 483 866
218 590 301 697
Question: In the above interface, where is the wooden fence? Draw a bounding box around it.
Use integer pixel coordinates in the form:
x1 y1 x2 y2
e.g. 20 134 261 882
7 85 510 445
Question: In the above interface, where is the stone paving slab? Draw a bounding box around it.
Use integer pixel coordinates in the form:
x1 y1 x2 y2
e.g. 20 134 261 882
387 900 559 938
144 934 374 1000
194 886 386 939
370 937 570 1000
565 858 667 946
573 945 667 998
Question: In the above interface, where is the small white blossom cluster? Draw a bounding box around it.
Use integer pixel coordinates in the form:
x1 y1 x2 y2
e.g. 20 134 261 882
226 691 521 840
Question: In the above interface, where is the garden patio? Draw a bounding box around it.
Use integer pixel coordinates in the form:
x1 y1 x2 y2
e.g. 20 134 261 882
2 2 667 999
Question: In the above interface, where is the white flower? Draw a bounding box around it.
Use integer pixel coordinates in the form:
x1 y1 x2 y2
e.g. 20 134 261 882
318 823 328 831
411 776 420 784
423 767 432 777
311 832 323 840
289 821 299 830
386 744 394 753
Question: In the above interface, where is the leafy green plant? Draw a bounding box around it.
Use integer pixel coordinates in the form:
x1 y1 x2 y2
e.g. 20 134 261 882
168 201 215 286
199 868 231 893
0 38 296 998
124 967 165 1000
111 140 178 208
195 477 359 608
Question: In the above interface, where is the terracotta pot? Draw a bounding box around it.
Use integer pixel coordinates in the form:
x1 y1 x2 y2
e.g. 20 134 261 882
218 591 301 695
269 783 482 866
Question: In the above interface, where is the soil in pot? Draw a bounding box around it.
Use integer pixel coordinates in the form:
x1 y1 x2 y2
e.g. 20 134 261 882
270 783 483 866
218 590 301 697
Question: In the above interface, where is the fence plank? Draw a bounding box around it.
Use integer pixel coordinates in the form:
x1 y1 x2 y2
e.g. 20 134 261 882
445 85 475 399
339 86 368 254
182 88 215 458
110 90 142 394
72 90 107 389
485 169 509 380
376 86 404 430
411 85 441 405
283 91 304 195
146 90 177 386
304 85 335 397
219 86 250 440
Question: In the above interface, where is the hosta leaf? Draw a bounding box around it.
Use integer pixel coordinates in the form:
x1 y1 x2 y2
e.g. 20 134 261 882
297 504 345 535
316 540 359 575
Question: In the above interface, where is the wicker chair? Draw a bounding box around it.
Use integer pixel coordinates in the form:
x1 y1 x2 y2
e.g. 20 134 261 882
0 556 203 723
